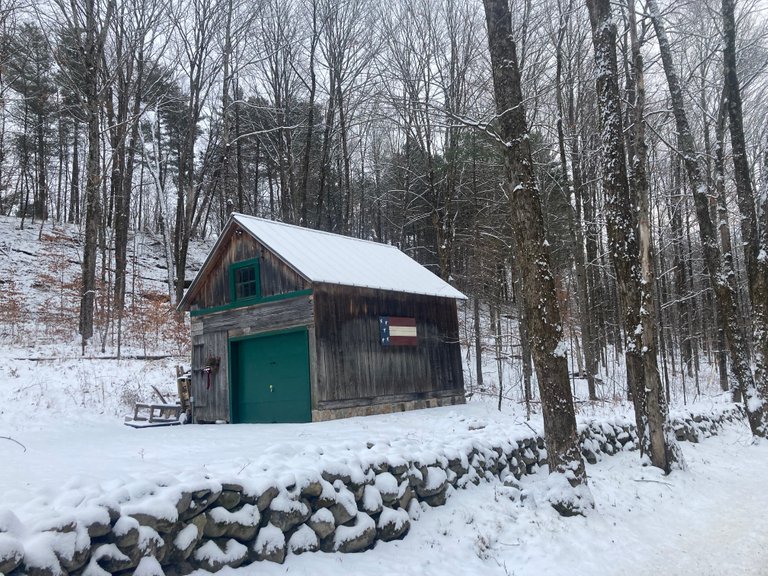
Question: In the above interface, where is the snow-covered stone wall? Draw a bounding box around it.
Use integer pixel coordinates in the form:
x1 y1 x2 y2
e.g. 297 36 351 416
0 407 742 576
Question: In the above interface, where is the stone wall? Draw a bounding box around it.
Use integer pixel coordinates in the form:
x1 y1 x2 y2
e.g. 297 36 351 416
0 407 742 576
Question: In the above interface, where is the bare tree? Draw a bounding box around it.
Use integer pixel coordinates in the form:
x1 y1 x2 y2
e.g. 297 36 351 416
169 0 225 303
648 0 767 437
721 0 768 437
52 0 116 350
483 0 591 515
584 0 678 471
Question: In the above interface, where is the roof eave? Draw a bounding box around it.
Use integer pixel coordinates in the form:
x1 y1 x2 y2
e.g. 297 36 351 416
176 216 239 312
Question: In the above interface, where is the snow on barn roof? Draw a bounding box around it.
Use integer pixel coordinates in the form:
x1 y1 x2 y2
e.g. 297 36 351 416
233 214 466 299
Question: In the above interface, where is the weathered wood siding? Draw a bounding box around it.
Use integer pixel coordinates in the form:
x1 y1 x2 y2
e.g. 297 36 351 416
189 294 314 422
190 331 229 423
187 228 309 311
311 284 464 411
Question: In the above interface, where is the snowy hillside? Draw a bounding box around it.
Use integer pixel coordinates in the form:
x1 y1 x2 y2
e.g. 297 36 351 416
1 216 767 575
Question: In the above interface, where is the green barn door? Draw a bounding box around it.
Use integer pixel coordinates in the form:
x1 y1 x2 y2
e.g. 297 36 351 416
232 329 311 423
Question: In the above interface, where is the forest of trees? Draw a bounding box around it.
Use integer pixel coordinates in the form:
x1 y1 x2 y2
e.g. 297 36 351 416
3 0 768 494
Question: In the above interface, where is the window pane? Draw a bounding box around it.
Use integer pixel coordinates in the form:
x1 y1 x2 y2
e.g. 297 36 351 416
235 264 258 300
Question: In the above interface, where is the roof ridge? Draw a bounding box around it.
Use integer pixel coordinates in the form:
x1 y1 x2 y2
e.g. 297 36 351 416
233 213 399 250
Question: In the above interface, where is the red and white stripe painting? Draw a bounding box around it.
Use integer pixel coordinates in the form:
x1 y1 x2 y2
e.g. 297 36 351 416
379 316 418 346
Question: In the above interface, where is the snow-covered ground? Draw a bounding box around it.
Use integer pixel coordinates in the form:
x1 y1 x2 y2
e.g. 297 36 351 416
2 348 763 575
2 215 767 575
3 357 764 575
219 423 767 576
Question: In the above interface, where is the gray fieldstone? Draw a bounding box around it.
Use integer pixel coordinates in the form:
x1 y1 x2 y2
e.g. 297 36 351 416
205 504 260 541
134 555 166 576
169 522 202 562
374 472 399 506
314 479 338 509
333 513 376 553
217 490 242 511
299 480 324 499
252 523 286 564
376 507 410 542
416 467 448 499
287 524 319 555
129 511 176 534
140 525 168 562
193 538 248 572
89 542 137 573
180 488 221 522
269 496 310 532
321 467 352 485
255 485 280 513
329 485 358 526
398 482 414 511
307 508 335 540
0 534 23 574
112 516 140 551
361 485 383 515
175 492 193 516
84 514 112 539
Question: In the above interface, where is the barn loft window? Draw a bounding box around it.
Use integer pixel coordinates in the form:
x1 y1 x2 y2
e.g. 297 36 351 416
231 258 261 301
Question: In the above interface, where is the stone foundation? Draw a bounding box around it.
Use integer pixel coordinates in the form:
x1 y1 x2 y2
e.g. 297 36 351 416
312 392 466 422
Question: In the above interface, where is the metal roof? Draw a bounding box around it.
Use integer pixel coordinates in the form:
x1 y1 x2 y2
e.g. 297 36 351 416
232 214 466 300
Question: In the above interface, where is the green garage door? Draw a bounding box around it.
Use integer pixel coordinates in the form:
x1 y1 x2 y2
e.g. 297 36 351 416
231 329 311 423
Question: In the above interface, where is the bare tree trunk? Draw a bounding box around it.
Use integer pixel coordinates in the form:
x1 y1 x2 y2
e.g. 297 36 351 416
721 0 768 436
474 296 484 392
140 109 175 303
555 0 597 399
648 0 763 436
59 0 116 350
298 0 319 227
713 93 731 393
483 0 590 514
626 0 680 469
585 0 676 471
68 121 80 224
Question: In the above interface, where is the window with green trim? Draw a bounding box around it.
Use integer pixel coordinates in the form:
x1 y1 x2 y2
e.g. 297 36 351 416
231 259 261 301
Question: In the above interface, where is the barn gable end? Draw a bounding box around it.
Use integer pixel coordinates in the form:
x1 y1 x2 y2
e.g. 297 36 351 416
181 223 311 313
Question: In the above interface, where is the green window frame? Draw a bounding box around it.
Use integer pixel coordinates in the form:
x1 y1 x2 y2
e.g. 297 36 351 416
230 258 261 302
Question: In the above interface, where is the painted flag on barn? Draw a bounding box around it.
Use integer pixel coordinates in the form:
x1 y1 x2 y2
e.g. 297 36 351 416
379 316 418 346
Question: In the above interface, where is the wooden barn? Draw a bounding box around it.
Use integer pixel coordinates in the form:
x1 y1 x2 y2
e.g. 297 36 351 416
177 213 467 423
